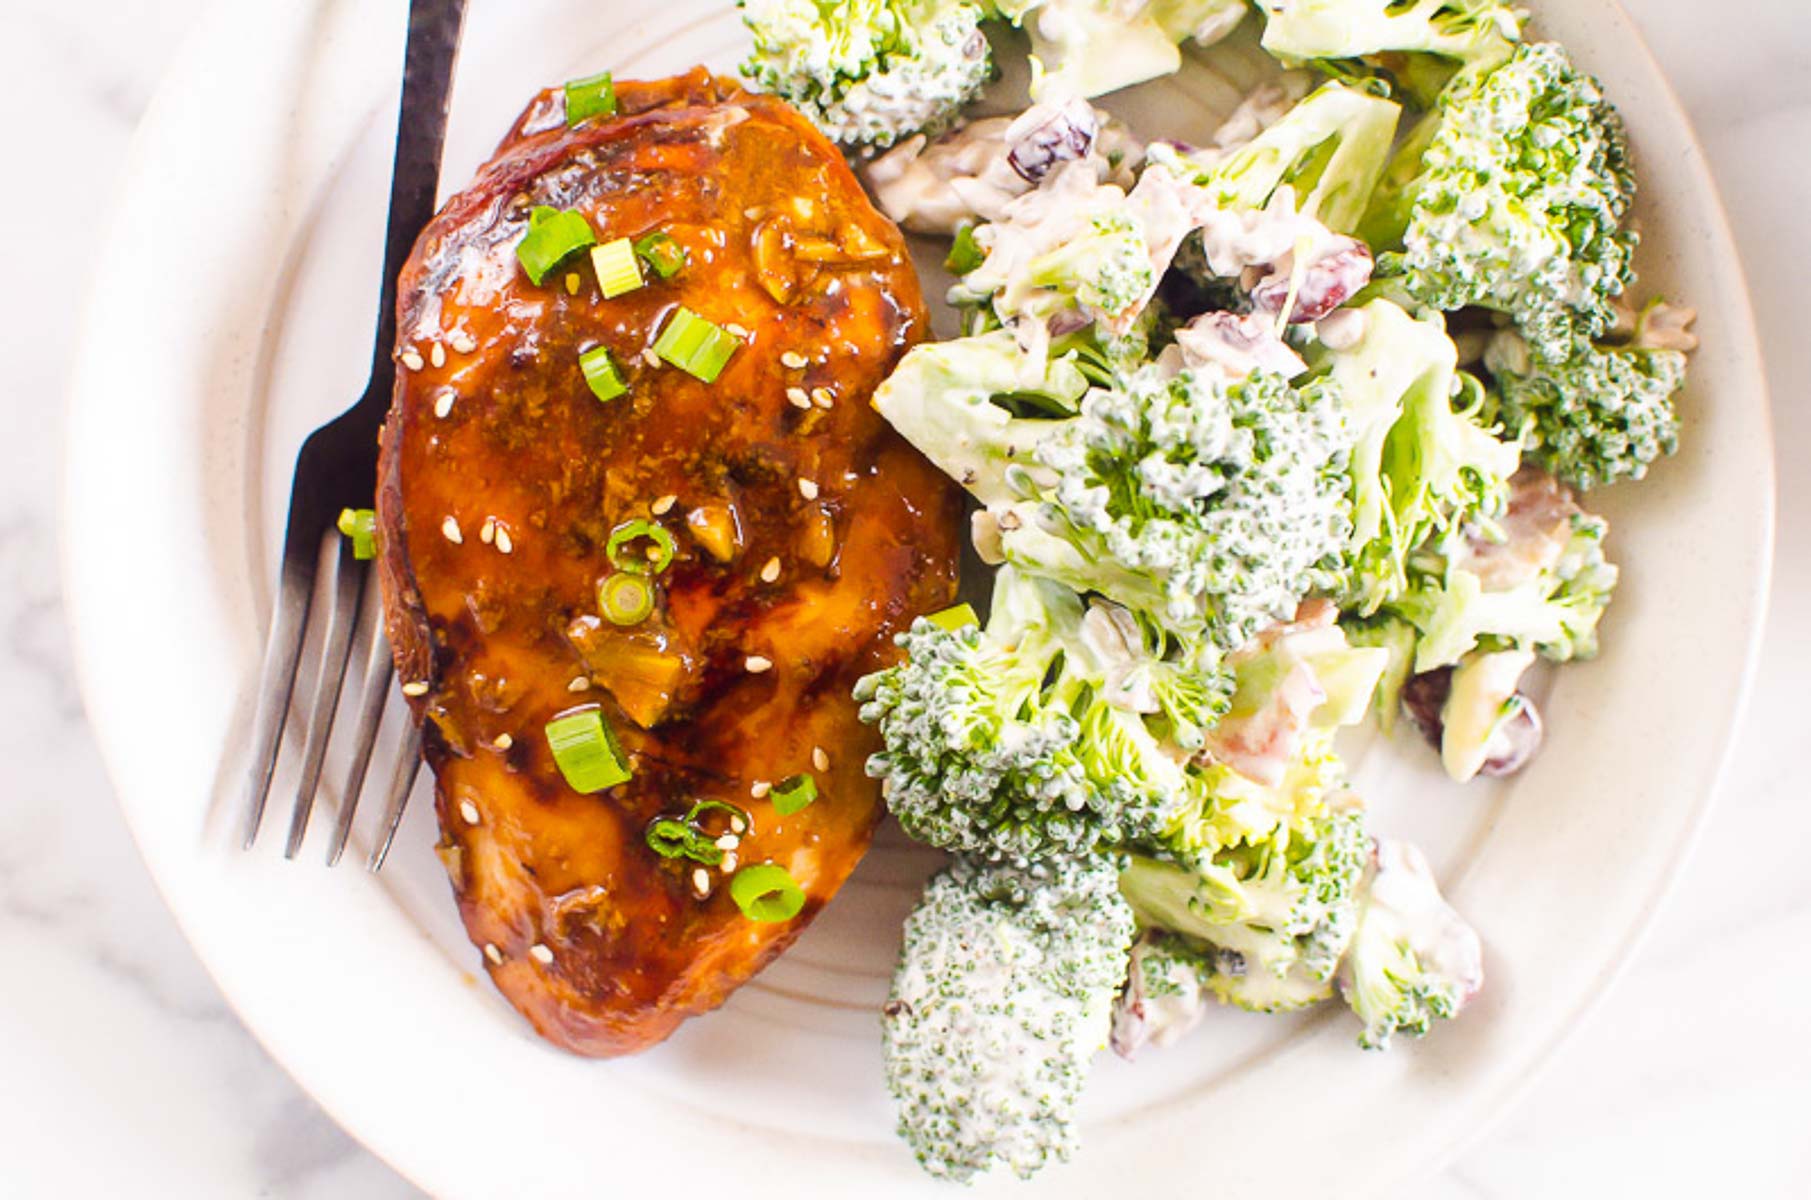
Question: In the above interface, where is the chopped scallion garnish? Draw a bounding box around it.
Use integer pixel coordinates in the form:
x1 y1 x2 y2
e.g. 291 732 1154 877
945 222 985 276
591 238 644 298
925 603 979 631
598 572 655 626
645 816 722 865
579 345 627 402
730 864 806 923
635 232 687 279
770 773 817 816
644 799 750 865
652 307 740 383
563 70 617 126
335 508 377 560
606 519 677 576
544 706 632 793
517 206 596 285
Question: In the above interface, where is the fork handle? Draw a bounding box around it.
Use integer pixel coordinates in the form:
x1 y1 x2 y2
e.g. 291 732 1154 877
366 0 470 399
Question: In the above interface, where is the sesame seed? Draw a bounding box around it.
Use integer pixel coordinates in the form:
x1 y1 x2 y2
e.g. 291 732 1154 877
641 348 661 368
568 676 592 692
401 681 430 697
692 867 712 896
724 322 749 340
442 515 463 543
797 478 819 500
730 815 748 834
760 557 781 583
494 733 513 751
715 833 740 851
786 386 811 409
429 342 447 369
780 351 808 370
651 494 677 515
433 389 456 418
564 272 580 295
459 799 481 825
483 943 502 964
745 655 773 673
750 780 771 799
495 527 514 554
813 746 830 772
811 387 834 409
529 943 554 965
744 206 764 220
479 516 496 545
720 852 739 874
400 349 425 371
449 330 478 354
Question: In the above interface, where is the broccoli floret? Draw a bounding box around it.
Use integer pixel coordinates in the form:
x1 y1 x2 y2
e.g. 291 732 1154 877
1485 329 1686 490
884 854 1136 1181
1122 805 1370 1001
877 333 1356 647
854 566 1228 865
1361 42 1638 359
739 0 993 150
1025 214 1160 328
993 0 1249 102
949 164 1185 341
1258 0 1523 86
870 328 1089 505
1023 366 1356 646
1161 80 1404 236
1394 496 1618 670
1311 300 1522 614
1338 838 1483 1049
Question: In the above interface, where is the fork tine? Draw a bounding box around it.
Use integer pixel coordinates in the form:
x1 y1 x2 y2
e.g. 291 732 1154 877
284 533 368 858
368 724 424 871
325 619 395 866
241 541 320 849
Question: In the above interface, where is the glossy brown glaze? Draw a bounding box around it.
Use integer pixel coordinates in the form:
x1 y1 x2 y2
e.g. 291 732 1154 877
375 69 962 1056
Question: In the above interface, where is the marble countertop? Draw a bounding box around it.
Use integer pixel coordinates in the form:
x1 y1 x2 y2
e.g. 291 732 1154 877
4 0 1805 1195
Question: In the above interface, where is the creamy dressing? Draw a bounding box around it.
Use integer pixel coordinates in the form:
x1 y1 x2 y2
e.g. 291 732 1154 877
1363 840 1485 1005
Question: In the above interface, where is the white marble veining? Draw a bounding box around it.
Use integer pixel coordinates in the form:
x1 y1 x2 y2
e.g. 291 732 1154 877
3 0 1806 1195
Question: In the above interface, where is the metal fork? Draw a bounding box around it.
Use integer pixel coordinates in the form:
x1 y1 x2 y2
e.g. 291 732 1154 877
240 0 468 868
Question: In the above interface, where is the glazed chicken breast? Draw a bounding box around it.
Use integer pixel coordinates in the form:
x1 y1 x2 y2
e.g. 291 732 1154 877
375 69 963 1056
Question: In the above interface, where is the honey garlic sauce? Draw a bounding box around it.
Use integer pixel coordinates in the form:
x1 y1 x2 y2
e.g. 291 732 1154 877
375 69 963 1056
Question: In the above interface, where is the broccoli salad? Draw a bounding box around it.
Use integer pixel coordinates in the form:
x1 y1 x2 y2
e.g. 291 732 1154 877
739 0 1694 1183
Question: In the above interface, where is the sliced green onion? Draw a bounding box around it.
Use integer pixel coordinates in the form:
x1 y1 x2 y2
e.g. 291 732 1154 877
606 519 677 576
635 232 687 279
517 206 596 285
770 773 817 816
645 816 722 865
544 706 632 793
643 799 750 865
336 508 377 560
730 864 806 923
652 307 740 383
564 70 617 126
945 222 985 276
925 603 979 632
591 238 644 298
686 799 751 830
579 345 627 402
598 572 655 626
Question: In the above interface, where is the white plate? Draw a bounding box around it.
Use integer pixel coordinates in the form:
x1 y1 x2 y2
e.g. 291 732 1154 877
62 2 1773 1196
